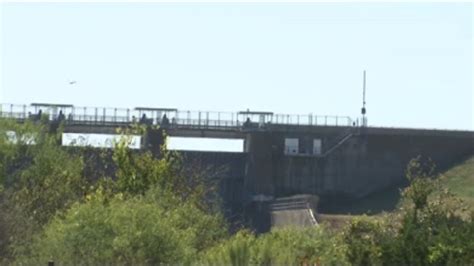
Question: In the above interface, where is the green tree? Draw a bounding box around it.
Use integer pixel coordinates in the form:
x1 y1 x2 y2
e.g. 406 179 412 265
24 187 227 265
0 119 87 261
112 127 220 212
203 227 347 266
342 156 474 265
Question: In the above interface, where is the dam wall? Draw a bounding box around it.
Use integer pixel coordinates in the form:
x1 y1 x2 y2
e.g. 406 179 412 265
244 127 474 200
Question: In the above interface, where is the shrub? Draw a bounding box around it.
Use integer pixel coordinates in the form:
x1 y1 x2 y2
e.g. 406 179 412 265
202 226 347 266
23 188 227 265
202 230 256 266
0 120 87 261
342 157 474 265
253 226 348 266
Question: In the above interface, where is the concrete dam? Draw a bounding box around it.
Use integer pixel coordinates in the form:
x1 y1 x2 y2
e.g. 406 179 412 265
2 103 473 230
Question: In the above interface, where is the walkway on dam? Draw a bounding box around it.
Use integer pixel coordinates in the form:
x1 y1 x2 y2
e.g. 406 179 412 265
0 103 353 130
1 103 472 139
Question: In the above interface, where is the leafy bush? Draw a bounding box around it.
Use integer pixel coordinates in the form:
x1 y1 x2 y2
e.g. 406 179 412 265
342 156 474 265
0 119 87 261
112 129 220 212
23 187 227 265
253 226 347 265
202 227 347 266
202 230 256 266
341 217 388 266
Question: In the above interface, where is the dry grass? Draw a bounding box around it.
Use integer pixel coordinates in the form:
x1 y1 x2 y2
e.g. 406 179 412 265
439 156 474 209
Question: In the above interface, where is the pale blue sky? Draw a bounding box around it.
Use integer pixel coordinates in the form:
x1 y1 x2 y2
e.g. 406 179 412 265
1 3 473 130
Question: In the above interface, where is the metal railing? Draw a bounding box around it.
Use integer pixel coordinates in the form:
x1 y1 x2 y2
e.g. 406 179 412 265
0 103 353 129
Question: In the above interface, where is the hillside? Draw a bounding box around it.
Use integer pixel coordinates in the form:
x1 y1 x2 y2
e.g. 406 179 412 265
440 156 474 208
320 156 474 216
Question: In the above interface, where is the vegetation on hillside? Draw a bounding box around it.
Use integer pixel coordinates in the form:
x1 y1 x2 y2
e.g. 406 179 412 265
323 155 474 216
0 118 473 265
439 156 474 209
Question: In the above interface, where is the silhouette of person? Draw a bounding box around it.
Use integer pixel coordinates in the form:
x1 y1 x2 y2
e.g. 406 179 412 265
244 117 251 127
140 113 147 124
162 114 169 126
37 109 43 121
58 110 65 121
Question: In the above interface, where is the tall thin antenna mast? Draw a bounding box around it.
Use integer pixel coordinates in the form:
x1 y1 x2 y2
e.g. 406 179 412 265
361 70 367 126
363 71 366 109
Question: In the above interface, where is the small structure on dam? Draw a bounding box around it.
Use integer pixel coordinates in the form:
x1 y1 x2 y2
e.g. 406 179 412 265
1 102 473 232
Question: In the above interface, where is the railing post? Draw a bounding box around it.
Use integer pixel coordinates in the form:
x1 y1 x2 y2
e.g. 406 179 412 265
198 111 201 127
127 109 130 122
23 105 27 119
218 112 221 127
102 108 106 122
325 116 327 126
83 107 86 122
336 116 338 126
114 108 117 123
206 112 209 127
95 108 98 124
